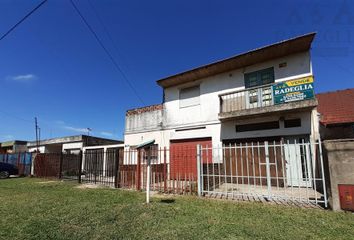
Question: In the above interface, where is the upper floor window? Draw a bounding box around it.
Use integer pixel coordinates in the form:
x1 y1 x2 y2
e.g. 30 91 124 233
244 67 274 88
179 85 200 108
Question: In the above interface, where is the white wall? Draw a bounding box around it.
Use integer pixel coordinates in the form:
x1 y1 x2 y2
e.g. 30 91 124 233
124 51 315 148
28 142 84 153
220 112 312 140
163 52 311 128
125 109 163 134
27 145 62 153
124 129 171 149
27 146 45 153
62 142 83 151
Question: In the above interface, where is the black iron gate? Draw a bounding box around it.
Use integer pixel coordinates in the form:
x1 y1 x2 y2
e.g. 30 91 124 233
81 148 120 187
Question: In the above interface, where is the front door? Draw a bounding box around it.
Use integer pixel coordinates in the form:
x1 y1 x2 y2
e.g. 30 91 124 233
170 138 212 180
283 137 313 187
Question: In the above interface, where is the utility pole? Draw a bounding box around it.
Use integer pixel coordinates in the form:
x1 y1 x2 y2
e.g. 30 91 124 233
35 117 39 152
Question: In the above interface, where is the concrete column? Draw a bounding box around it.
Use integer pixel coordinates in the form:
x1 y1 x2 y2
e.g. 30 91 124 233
324 140 354 211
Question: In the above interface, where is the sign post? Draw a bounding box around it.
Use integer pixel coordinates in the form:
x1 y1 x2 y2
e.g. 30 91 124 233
197 144 202 197
272 76 315 104
136 139 155 204
146 149 151 204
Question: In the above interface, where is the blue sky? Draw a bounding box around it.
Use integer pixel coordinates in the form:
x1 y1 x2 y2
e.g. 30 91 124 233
0 0 353 142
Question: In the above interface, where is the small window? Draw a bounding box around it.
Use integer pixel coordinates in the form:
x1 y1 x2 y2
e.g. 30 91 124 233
179 85 200 108
236 121 280 132
244 67 274 88
247 74 259 88
284 119 301 128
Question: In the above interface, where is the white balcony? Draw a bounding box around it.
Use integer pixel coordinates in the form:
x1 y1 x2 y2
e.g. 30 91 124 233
219 80 317 120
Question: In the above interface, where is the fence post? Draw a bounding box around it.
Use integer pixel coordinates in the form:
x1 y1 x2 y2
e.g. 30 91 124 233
30 152 35 176
78 150 83 184
163 147 167 193
264 141 272 200
318 138 328 208
59 152 63 179
103 147 107 177
17 152 21 175
114 149 120 188
146 148 151 204
137 150 141 191
197 144 202 197
94 152 97 184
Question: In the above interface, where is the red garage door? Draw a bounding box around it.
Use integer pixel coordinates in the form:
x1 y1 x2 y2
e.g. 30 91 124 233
170 138 212 180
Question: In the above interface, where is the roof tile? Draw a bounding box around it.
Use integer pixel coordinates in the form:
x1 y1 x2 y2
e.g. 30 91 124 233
317 88 354 125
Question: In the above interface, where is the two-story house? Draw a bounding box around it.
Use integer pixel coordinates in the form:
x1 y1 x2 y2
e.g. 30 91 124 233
124 33 325 203
126 33 318 150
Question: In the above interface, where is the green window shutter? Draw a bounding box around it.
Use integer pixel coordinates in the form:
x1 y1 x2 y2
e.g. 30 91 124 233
244 67 274 88
244 72 258 88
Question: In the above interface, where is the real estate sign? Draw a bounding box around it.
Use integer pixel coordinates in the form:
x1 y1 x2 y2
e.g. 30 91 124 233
272 76 314 104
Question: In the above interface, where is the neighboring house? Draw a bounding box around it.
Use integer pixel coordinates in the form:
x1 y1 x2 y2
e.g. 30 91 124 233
317 88 354 140
27 135 122 153
317 89 354 211
0 141 31 176
125 32 319 151
0 140 28 153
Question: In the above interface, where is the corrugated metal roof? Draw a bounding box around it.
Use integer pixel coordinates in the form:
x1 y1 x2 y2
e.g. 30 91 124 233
157 32 316 88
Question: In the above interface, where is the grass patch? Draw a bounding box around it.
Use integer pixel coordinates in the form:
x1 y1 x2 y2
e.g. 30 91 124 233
0 178 353 239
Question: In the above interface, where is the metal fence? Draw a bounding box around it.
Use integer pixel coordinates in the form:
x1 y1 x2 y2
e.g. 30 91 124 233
31 147 197 195
123 147 197 194
82 146 197 194
0 152 32 176
30 140 327 207
82 148 119 187
34 153 82 179
198 140 327 207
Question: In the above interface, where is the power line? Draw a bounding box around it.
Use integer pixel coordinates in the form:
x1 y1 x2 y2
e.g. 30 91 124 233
0 110 119 140
0 110 33 124
0 111 57 138
87 0 128 71
0 110 52 131
0 0 48 42
69 0 145 105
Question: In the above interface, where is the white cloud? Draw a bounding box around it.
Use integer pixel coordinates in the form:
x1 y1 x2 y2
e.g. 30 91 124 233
63 126 88 133
55 120 65 125
100 131 114 137
0 135 14 141
8 74 37 82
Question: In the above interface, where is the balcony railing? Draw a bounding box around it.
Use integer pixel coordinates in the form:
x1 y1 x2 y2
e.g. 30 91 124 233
219 84 274 114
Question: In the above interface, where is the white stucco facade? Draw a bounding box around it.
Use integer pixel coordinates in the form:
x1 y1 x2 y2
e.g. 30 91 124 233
124 50 319 149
